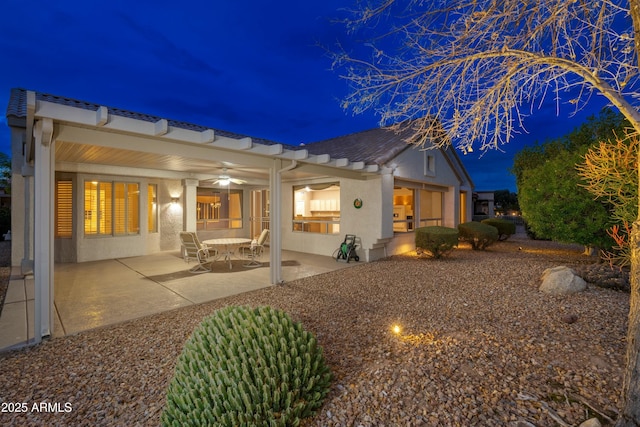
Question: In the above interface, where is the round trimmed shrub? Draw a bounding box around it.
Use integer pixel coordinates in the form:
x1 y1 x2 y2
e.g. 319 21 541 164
415 226 459 258
458 221 499 250
481 218 516 241
161 305 332 427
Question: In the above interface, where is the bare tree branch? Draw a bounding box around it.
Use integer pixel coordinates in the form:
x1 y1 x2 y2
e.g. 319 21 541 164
333 0 639 151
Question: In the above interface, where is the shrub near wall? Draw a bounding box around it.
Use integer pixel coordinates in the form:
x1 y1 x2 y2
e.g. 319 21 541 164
458 221 499 250
161 305 332 427
481 218 516 241
415 226 459 258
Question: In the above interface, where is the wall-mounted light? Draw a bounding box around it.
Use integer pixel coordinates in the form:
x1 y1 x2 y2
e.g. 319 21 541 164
171 197 180 205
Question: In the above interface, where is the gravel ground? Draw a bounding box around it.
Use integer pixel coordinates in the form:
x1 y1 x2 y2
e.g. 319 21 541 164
0 234 630 426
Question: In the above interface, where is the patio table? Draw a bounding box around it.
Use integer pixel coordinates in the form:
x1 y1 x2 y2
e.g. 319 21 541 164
202 238 252 270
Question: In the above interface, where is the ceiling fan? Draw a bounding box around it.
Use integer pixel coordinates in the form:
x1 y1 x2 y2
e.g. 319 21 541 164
211 168 247 186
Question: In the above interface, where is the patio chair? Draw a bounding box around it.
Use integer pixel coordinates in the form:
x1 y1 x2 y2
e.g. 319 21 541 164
179 231 215 273
239 229 269 267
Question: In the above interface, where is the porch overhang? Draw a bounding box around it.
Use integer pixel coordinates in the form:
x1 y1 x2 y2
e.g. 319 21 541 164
20 90 382 343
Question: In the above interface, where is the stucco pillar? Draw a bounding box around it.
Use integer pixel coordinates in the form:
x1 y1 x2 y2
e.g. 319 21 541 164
381 173 394 238
19 163 34 274
33 118 55 341
443 186 456 228
182 178 199 232
269 159 282 285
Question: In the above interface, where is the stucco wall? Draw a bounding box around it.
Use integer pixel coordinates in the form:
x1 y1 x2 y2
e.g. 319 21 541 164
278 144 472 262
158 180 184 252
74 176 183 262
281 174 393 262
392 146 460 187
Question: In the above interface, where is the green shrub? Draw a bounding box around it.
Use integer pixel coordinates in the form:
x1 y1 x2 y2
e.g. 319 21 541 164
458 221 499 250
415 226 459 258
481 218 516 241
161 305 332 427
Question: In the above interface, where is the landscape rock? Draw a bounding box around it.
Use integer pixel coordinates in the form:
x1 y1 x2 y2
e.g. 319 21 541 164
540 266 587 295
560 313 579 324
578 417 602 427
0 235 628 426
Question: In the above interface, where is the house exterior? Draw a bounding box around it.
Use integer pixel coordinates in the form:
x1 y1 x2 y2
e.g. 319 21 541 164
5 88 474 341
473 191 496 217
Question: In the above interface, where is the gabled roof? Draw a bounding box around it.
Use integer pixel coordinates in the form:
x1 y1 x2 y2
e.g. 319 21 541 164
305 125 473 187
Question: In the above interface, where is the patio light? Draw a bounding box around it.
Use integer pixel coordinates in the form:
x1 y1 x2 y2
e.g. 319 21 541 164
392 324 402 335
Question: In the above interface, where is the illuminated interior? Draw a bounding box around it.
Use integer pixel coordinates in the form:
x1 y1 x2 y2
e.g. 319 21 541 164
293 183 340 234
84 181 139 235
196 189 243 230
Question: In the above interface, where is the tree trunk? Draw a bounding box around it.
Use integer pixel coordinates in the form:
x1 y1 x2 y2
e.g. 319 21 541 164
617 2 640 423
616 221 640 426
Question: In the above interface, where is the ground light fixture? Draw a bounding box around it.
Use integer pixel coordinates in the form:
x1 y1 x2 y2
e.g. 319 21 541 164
391 324 402 335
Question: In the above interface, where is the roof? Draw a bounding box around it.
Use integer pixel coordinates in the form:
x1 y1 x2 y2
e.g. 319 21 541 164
5 88 469 181
304 126 416 167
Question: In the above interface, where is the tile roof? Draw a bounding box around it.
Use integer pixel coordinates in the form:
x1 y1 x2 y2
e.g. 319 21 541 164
305 126 416 166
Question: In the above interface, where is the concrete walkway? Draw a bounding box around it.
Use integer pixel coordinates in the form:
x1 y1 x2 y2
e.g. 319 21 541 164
0 249 357 352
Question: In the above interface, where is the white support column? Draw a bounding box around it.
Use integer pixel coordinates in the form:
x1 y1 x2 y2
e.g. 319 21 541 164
21 164 34 275
33 118 55 342
269 159 282 285
381 173 395 238
182 178 199 232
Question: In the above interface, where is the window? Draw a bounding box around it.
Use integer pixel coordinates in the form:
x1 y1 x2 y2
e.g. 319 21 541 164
84 181 139 236
424 153 436 176
55 180 73 238
292 183 340 234
148 184 157 233
250 189 270 238
392 186 444 231
419 189 443 227
393 187 414 232
196 189 243 230
459 191 467 223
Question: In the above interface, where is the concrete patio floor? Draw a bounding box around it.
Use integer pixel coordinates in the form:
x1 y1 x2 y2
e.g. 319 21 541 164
0 248 357 352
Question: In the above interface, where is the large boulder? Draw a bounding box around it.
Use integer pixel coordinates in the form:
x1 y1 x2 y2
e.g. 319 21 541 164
539 266 587 295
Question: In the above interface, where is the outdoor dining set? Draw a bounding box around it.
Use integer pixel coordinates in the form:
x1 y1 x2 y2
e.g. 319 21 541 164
179 229 270 273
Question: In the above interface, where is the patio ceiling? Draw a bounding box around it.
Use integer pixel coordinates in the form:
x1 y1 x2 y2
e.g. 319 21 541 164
54 140 333 186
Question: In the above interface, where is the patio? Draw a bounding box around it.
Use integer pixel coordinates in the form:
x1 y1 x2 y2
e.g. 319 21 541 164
0 248 356 351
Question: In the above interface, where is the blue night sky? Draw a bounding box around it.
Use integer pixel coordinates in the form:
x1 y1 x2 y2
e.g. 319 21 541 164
0 1 611 192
